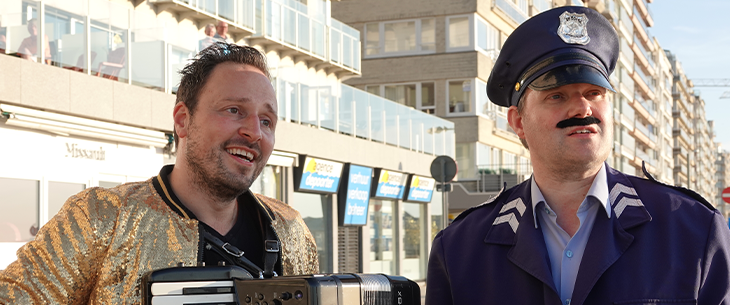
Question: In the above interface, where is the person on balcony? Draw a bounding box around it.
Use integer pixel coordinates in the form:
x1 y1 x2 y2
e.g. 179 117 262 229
214 20 234 44
17 18 51 64
199 23 217 51
426 6 730 305
0 42 319 303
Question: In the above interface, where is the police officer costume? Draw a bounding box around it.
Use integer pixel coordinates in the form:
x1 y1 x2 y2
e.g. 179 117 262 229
426 6 730 305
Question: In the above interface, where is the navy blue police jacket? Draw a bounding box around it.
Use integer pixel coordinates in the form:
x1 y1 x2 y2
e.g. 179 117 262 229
427 164 730 304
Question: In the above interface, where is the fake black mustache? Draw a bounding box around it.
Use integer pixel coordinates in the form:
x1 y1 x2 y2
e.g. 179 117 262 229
556 116 601 129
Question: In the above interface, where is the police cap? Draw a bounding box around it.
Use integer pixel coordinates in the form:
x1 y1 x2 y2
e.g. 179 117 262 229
486 6 619 108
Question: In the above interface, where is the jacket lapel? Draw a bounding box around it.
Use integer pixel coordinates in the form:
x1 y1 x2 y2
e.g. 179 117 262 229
571 165 652 305
484 181 558 294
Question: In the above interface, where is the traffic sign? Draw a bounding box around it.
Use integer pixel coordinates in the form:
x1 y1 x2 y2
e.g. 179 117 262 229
430 155 457 183
722 187 730 204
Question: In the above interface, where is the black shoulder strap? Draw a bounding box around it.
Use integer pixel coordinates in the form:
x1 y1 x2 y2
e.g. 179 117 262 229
262 224 280 278
202 231 264 278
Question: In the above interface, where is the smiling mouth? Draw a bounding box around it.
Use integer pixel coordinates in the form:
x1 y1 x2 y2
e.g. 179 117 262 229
569 129 595 135
226 148 254 162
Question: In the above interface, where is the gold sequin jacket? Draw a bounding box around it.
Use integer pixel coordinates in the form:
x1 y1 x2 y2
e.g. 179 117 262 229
0 165 319 304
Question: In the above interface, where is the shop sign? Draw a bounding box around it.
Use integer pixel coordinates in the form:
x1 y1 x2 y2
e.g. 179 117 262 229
65 142 106 161
296 156 343 194
405 175 435 203
372 169 407 199
340 164 373 226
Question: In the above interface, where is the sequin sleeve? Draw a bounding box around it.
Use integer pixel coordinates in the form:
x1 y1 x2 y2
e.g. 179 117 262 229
0 187 116 304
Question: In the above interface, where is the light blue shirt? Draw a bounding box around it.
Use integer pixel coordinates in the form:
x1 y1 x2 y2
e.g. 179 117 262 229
530 163 610 305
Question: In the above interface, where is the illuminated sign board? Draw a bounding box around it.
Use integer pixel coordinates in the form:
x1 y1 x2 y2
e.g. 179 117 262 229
371 169 407 200
405 175 435 203
295 156 343 194
337 164 373 226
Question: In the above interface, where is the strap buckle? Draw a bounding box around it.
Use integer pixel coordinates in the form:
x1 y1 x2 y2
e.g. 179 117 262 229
265 240 280 253
222 242 244 257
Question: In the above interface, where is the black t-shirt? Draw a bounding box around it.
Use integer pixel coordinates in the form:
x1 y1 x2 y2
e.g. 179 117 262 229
199 196 264 270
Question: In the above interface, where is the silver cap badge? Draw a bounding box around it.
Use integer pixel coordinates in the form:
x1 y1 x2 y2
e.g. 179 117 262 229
558 11 590 45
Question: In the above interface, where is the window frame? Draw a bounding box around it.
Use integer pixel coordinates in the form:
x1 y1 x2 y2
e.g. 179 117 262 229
364 17 437 58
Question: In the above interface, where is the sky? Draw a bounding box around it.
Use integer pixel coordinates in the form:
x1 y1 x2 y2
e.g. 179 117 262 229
650 0 730 151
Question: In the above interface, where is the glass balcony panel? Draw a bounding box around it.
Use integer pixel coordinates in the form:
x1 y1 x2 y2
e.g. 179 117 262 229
218 0 235 22
38 3 87 71
399 105 413 150
370 96 385 143
330 27 341 63
354 89 370 139
286 80 298 122
339 85 354 135
343 35 353 68
282 5 296 45
384 102 399 146
239 0 255 29
266 1 281 40
168 45 195 94
318 87 336 131
494 0 527 25
300 84 318 126
298 13 310 51
129 28 165 90
87 27 127 83
311 20 325 58
532 0 551 14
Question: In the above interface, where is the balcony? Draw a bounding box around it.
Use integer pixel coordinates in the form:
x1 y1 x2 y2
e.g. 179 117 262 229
149 0 256 38
631 69 655 101
633 0 654 27
278 81 455 156
631 14 650 48
530 0 552 15
632 122 656 149
1 0 451 159
493 0 528 26
631 96 656 125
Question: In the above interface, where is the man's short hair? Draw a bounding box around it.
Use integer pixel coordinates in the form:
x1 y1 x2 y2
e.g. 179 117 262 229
174 42 271 146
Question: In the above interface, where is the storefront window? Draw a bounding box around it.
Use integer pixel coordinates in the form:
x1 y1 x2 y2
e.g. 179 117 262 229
48 181 85 219
402 202 425 280
290 192 332 273
430 193 444 241
250 165 282 200
369 199 395 274
0 177 39 270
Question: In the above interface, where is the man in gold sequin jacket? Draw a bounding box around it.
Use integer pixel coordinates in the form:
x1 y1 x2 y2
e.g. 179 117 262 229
0 43 319 304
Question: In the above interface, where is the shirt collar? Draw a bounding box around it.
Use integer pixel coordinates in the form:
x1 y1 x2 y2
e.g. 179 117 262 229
530 163 611 228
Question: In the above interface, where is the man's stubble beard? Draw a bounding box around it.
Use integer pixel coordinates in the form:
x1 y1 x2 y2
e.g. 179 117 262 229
184 121 263 202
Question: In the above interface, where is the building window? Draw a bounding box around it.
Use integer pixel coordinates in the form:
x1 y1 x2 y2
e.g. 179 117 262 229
48 181 85 219
250 165 283 200
447 15 471 50
402 202 426 280
369 199 395 274
290 192 333 273
447 79 473 114
455 143 476 179
476 18 500 58
364 18 436 57
366 82 436 114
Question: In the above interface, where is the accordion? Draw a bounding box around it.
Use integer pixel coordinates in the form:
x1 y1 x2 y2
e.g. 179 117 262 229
142 265 421 305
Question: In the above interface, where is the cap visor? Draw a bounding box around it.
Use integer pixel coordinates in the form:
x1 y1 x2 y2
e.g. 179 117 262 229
527 64 615 92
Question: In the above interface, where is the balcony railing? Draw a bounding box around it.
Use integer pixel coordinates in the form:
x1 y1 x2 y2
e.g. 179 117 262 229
494 0 528 25
531 0 552 15
276 80 455 157
149 0 256 35
474 162 532 192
